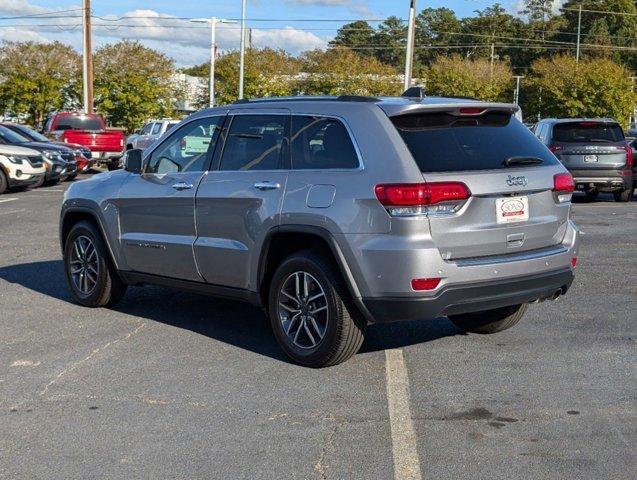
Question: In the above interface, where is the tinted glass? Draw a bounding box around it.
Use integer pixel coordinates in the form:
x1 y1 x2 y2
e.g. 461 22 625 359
0 125 30 144
220 115 286 171
147 116 223 174
151 123 162 135
11 124 49 142
291 116 358 169
141 123 153 135
391 112 558 173
55 115 103 131
552 122 624 143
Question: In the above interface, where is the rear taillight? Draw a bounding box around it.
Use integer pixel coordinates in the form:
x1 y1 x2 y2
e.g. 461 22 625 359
375 182 471 217
571 257 578 268
548 145 562 155
620 145 633 168
553 172 574 203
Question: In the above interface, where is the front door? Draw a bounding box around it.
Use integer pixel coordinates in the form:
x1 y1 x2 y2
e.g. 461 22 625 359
195 112 289 290
117 115 225 281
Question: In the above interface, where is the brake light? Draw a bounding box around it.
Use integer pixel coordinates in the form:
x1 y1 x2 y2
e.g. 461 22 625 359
548 145 562 154
620 145 633 168
375 182 470 216
578 121 599 127
458 107 486 115
411 278 441 291
571 257 577 268
553 172 574 203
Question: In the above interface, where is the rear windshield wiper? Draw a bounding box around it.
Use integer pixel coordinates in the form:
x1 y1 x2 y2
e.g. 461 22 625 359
502 156 544 167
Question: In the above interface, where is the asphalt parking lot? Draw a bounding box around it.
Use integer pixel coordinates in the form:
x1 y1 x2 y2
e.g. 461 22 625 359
0 176 635 480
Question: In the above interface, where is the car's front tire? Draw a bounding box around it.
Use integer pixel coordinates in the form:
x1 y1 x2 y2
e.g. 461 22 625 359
449 304 527 334
0 170 7 194
613 188 632 202
268 251 366 367
64 221 127 307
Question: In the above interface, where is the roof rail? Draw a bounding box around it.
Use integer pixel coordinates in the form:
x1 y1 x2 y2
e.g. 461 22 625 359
232 95 379 105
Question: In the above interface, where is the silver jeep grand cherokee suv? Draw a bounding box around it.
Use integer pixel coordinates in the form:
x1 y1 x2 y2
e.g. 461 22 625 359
60 95 579 367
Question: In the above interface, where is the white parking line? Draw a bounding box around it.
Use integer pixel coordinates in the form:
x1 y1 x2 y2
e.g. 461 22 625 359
385 348 422 480
0 197 18 203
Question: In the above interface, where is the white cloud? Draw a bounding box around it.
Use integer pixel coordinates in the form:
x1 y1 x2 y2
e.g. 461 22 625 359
0 3 327 66
284 0 372 17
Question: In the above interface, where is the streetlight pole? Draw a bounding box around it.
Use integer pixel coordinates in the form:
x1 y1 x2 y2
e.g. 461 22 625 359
239 0 247 99
513 75 524 105
82 0 93 113
191 17 237 107
403 0 416 91
576 5 582 63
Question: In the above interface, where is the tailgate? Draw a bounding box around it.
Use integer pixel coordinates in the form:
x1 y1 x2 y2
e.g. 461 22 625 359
390 108 571 260
63 130 123 152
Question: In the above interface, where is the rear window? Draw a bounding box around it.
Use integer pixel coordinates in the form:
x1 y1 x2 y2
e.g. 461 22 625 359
391 111 558 173
55 115 103 131
552 122 624 143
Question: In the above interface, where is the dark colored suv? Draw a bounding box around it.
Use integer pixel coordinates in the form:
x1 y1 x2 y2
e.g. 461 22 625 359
534 118 634 202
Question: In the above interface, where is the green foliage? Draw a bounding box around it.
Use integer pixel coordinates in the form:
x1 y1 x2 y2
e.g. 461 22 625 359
328 21 377 57
297 48 402 96
524 55 635 124
415 8 462 66
423 55 513 102
93 40 176 133
0 41 81 124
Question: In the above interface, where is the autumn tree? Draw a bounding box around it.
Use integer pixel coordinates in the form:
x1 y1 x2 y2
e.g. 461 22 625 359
297 48 401 96
423 55 513 102
0 41 81 125
524 55 634 124
93 40 176 132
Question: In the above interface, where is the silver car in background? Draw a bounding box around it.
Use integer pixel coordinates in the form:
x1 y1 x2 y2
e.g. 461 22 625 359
126 119 180 151
60 94 579 367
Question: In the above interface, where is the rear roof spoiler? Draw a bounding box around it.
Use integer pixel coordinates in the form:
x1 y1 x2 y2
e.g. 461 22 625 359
380 101 520 117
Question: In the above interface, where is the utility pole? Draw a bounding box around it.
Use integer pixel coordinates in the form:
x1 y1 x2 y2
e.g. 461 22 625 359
82 0 93 113
191 17 237 107
513 75 524 105
490 43 495 77
238 0 247 99
576 4 582 63
403 0 416 91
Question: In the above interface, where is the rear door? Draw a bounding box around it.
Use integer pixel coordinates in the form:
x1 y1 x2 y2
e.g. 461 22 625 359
117 114 225 281
549 121 630 170
194 111 289 290
390 109 568 259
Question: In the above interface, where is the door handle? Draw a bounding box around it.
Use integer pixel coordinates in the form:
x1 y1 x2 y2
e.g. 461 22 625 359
253 182 281 191
172 182 194 191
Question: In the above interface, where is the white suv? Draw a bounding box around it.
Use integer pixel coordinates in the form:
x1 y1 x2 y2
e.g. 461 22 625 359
0 144 46 194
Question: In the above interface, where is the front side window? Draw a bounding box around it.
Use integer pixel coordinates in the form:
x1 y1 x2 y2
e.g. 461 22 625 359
147 116 223 174
291 116 359 169
219 115 286 171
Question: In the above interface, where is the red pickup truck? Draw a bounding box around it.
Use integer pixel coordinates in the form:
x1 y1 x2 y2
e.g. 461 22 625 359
44 112 125 170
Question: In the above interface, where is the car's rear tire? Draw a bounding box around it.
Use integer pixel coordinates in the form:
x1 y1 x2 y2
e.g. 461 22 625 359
63 220 127 308
613 188 632 202
449 304 527 334
0 170 7 194
268 251 366 367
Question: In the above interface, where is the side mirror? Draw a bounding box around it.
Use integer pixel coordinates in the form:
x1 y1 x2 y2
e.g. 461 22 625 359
123 149 144 173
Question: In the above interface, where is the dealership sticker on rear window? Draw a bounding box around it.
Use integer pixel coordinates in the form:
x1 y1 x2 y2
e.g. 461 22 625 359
496 196 529 224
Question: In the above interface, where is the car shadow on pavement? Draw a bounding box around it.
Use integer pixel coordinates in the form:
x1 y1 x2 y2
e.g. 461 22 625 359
0 260 460 363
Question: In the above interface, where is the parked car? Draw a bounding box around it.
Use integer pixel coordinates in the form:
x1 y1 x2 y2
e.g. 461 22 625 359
534 118 633 202
126 119 180 151
43 112 125 170
0 125 76 184
625 138 637 191
60 95 579 367
0 144 46 193
2 122 94 173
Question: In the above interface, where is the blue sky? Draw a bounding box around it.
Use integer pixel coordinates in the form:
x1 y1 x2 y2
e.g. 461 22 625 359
0 0 525 66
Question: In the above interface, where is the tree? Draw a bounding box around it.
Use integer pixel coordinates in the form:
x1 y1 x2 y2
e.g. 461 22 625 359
328 21 377 56
93 40 176 132
519 0 554 23
0 41 81 125
524 55 634 124
373 17 407 70
297 48 401 96
422 55 513 102
415 8 462 66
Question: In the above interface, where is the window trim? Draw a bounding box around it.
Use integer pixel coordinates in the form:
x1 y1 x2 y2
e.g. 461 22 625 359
289 113 364 172
142 114 227 174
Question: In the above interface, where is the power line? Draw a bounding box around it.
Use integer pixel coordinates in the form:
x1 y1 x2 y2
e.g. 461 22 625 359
560 7 637 17
0 8 83 20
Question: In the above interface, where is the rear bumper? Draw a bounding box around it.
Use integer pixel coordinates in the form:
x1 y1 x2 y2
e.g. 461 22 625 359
91 151 123 162
570 168 632 190
364 268 574 323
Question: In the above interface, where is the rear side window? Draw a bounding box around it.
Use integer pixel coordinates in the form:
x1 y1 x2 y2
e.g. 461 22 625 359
391 111 558 173
151 123 162 135
220 115 286 171
291 116 359 169
552 122 624 143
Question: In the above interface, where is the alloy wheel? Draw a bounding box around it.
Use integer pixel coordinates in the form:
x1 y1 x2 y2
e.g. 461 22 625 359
69 235 99 295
